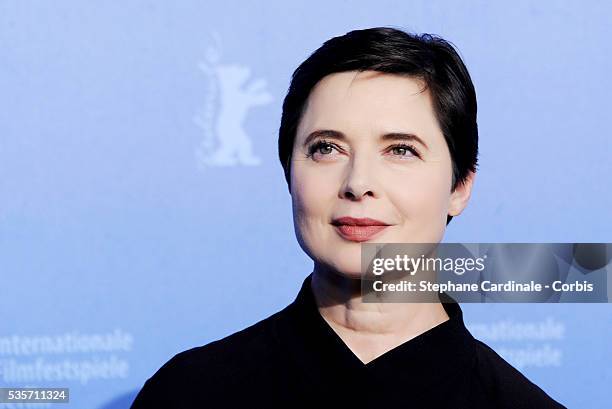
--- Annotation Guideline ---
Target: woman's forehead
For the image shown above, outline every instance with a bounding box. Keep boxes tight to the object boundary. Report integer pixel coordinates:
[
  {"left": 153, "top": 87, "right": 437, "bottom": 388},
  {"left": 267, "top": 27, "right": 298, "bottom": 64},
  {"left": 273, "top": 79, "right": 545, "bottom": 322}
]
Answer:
[{"left": 296, "top": 71, "right": 442, "bottom": 144}]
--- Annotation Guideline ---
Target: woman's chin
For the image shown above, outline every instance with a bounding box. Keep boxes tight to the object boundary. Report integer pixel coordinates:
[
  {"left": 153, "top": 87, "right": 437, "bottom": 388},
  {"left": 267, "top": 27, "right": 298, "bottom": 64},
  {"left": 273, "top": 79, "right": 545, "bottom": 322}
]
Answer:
[{"left": 328, "top": 263, "right": 364, "bottom": 280}]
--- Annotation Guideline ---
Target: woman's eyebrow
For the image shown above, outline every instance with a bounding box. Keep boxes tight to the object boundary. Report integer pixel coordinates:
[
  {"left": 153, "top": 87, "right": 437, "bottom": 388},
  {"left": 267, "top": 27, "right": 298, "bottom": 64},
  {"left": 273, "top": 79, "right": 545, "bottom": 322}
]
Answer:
[
  {"left": 302, "top": 129, "right": 429, "bottom": 150},
  {"left": 381, "top": 132, "right": 429, "bottom": 150}
]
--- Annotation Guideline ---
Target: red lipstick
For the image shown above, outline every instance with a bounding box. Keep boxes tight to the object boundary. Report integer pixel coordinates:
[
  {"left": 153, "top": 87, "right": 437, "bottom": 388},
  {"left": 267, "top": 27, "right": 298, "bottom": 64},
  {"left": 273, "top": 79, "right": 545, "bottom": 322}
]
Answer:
[{"left": 331, "top": 217, "right": 391, "bottom": 242}]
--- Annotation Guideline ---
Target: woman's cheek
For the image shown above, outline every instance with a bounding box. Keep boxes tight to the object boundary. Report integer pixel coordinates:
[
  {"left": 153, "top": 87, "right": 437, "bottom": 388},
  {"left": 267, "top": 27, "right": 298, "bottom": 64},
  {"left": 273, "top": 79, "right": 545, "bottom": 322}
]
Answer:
[
  {"left": 292, "top": 169, "right": 332, "bottom": 247},
  {"left": 390, "top": 171, "right": 450, "bottom": 237},
  {"left": 294, "top": 171, "right": 329, "bottom": 218}
]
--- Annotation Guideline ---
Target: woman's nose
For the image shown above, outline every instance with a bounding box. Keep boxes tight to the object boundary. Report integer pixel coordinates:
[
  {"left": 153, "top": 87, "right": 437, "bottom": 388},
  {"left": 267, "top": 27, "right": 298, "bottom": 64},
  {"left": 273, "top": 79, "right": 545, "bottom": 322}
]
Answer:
[{"left": 340, "top": 155, "right": 379, "bottom": 200}]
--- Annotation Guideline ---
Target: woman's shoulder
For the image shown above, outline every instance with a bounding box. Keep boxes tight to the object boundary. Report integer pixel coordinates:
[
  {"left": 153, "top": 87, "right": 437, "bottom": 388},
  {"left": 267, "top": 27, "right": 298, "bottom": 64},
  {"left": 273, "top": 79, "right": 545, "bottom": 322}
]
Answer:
[
  {"left": 470, "top": 338, "right": 567, "bottom": 408},
  {"left": 130, "top": 307, "right": 290, "bottom": 408},
  {"left": 163, "top": 306, "right": 288, "bottom": 371}
]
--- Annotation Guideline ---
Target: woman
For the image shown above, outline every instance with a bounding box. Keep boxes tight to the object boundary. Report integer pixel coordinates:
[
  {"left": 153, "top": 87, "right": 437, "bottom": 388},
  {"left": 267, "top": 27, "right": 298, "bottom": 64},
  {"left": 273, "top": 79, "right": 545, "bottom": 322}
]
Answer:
[{"left": 131, "top": 27, "right": 566, "bottom": 408}]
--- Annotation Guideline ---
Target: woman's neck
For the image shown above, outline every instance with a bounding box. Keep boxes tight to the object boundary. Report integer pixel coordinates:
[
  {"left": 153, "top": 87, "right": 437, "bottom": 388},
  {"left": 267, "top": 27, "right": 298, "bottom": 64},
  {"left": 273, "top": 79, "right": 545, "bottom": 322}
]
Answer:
[{"left": 310, "top": 268, "right": 449, "bottom": 364}]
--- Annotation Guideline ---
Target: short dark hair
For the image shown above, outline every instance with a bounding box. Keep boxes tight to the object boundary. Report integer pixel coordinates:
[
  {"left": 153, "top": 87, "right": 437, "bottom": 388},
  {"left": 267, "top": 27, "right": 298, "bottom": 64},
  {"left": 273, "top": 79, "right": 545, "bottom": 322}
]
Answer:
[{"left": 278, "top": 26, "right": 478, "bottom": 225}]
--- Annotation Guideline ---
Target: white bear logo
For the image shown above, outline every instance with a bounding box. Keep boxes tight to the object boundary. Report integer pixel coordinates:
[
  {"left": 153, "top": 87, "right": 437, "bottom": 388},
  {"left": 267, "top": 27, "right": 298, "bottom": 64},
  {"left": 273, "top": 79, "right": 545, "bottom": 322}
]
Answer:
[{"left": 194, "top": 36, "right": 273, "bottom": 168}]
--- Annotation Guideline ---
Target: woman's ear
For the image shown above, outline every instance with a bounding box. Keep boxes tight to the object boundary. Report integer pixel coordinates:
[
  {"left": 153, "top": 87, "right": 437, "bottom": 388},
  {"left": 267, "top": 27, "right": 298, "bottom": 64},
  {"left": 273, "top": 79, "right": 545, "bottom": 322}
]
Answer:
[{"left": 448, "top": 170, "right": 476, "bottom": 217}]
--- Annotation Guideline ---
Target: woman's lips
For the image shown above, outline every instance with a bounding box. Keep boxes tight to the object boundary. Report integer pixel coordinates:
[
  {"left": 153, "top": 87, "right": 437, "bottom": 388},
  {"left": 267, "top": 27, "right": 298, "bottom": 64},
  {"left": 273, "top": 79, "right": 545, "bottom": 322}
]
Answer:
[{"left": 333, "top": 224, "right": 389, "bottom": 242}]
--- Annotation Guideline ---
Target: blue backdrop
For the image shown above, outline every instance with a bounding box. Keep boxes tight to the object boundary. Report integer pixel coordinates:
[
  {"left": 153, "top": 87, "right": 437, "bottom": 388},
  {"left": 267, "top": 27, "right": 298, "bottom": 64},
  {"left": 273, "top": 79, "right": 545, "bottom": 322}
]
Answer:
[{"left": 1, "top": 1, "right": 610, "bottom": 408}]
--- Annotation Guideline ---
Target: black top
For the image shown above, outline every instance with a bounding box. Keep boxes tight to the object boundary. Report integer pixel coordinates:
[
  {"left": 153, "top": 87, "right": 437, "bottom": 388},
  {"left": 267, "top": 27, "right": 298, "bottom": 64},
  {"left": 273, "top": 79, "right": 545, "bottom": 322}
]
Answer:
[{"left": 131, "top": 274, "right": 566, "bottom": 408}]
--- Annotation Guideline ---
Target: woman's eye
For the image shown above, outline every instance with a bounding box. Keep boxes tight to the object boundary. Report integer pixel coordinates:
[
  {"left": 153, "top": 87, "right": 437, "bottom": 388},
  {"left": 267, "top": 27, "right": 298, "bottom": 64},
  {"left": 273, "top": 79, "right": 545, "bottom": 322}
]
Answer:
[
  {"left": 316, "top": 143, "right": 334, "bottom": 155},
  {"left": 392, "top": 146, "right": 411, "bottom": 156},
  {"left": 307, "top": 141, "right": 337, "bottom": 158},
  {"left": 389, "top": 144, "right": 419, "bottom": 159}
]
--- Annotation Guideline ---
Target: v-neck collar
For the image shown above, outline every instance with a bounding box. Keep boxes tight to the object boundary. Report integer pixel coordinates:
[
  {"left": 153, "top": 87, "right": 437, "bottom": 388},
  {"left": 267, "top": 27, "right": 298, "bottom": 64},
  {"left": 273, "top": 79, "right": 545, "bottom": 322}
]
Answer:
[{"left": 274, "top": 273, "right": 477, "bottom": 391}]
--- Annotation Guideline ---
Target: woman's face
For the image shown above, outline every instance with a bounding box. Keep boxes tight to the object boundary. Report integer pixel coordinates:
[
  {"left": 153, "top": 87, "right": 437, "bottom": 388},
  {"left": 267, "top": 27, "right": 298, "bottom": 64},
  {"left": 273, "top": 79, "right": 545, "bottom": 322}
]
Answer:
[{"left": 290, "top": 70, "right": 474, "bottom": 278}]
